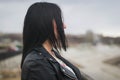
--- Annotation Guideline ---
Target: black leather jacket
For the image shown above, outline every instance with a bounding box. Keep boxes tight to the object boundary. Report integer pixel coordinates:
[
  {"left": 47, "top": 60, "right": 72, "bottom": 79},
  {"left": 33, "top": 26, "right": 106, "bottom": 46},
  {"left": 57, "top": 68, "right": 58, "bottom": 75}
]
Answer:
[{"left": 21, "top": 46, "right": 82, "bottom": 80}]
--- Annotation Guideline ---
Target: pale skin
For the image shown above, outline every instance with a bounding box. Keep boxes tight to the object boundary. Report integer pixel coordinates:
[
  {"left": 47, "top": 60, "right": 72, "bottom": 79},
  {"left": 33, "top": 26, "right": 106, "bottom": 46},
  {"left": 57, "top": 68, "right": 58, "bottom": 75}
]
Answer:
[{"left": 42, "top": 19, "right": 66, "bottom": 57}]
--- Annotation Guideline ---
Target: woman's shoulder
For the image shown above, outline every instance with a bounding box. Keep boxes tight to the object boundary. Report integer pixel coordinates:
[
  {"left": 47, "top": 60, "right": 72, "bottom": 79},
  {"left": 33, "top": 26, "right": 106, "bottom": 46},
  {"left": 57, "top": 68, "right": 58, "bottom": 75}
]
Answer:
[
  {"left": 22, "top": 50, "right": 45, "bottom": 69},
  {"left": 26, "top": 50, "right": 44, "bottom": 60}
]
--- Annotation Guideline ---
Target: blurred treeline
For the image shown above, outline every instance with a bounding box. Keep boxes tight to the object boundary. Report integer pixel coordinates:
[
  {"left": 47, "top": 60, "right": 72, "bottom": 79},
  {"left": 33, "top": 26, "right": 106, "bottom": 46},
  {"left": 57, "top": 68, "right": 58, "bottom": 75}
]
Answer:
[{"left": 0, "top": 30, "right": 120, "bottom": 50}]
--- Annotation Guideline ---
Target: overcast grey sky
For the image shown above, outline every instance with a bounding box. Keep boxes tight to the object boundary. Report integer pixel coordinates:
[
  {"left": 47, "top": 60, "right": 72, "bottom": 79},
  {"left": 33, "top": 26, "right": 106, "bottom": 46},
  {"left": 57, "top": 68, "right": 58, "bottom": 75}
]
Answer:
[{"left": 0, "top": 0, "right": 120, "bottom": 37}]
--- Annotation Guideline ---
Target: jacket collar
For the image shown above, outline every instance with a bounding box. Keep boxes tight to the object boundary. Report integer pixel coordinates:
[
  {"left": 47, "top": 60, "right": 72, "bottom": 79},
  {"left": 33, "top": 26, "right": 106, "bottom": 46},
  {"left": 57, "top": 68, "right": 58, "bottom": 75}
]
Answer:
[{"left": 33, "top": 46, "right": 58, "bottom": 63}]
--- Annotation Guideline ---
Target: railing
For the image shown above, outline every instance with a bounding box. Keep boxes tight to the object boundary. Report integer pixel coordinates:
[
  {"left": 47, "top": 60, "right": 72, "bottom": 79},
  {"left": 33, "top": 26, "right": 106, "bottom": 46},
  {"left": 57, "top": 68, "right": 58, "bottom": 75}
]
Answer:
[{"left": 0, "top": 50, "right": 22, "bottom": 61}]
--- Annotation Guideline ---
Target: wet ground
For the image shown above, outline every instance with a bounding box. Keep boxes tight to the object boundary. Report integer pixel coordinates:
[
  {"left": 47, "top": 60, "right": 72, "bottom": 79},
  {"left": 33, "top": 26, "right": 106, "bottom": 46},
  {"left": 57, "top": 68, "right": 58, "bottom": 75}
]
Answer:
[{"left": 62, "top": 43, "right": 120, "bottom": 80}]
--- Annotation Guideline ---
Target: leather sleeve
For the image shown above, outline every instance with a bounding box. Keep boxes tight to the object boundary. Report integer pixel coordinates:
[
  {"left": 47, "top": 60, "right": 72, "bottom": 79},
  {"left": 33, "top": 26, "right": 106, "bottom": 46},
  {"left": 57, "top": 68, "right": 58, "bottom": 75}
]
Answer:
[{"left": 21, "top": 59, "right": 57, "bottom": 80}]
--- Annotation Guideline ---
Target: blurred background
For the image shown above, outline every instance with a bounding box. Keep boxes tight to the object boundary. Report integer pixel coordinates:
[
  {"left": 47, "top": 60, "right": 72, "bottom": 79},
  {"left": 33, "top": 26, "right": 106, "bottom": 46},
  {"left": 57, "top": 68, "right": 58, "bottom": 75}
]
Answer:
[{"left": 0, "top": 0, "right": 120, "bottom": 80}]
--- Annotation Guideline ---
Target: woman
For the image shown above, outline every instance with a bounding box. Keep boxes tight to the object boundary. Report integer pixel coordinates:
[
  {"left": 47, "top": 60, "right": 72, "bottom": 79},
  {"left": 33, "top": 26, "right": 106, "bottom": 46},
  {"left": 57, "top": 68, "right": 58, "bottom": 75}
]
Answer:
[{"left": 21, "top": 2, "right": 82, "bottom": 80}]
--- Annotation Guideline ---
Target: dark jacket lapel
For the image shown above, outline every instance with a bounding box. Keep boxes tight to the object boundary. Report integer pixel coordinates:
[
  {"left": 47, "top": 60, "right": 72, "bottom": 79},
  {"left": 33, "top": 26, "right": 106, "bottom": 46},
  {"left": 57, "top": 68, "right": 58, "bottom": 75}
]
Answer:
[{"left": 53, "top": 50, "right": 82, "bottom": 80}]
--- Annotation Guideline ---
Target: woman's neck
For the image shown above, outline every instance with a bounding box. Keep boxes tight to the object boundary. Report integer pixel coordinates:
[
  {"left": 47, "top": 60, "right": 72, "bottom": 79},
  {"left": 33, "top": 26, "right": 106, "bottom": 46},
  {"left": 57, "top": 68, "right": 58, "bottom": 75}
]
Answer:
[{"left": 42, "top": 40, "right": 55, "bottom": 56}]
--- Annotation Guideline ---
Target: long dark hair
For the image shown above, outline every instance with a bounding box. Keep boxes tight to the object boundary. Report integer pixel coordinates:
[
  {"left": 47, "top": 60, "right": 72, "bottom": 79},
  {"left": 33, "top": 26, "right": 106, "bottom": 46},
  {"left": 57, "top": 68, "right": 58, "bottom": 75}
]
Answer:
[{"left": 21, "top": 2, "right": 68, "bottom": 68}]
